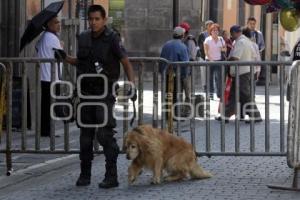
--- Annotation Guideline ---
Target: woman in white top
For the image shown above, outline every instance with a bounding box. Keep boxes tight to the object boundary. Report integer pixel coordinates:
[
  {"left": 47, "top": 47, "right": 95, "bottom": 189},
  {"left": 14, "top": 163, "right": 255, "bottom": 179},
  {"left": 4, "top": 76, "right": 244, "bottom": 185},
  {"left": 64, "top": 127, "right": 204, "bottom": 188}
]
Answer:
[
  {"left": 35, "top": 16, "right": 63, "bottom": 137},
  {"left": 204, "top": 23, "right": 226, "bottom": 99}
]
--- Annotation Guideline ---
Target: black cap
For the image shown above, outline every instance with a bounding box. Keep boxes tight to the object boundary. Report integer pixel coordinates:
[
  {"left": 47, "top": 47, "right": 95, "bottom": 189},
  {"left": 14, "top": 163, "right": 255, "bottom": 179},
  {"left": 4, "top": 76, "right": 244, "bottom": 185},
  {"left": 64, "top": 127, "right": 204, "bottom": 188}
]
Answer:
[{"left": 230, "top": 25, "right": 242, "bottom": 33}]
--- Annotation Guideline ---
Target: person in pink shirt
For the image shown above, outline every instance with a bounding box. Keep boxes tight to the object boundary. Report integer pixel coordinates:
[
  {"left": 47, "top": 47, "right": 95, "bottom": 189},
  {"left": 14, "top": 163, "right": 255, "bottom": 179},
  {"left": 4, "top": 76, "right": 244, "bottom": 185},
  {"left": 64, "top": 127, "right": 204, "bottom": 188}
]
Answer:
[{"left": 204, "top": 23, "right": 226, "bottom": 99}]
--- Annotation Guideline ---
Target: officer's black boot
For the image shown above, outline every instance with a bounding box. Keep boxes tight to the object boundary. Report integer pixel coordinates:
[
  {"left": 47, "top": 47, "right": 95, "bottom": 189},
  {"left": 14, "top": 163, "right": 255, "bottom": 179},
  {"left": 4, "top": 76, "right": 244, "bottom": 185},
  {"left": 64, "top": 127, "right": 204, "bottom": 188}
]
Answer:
[
  {"left": 98, "top": 162, "right": 119, "bottom": 188},
  {"left": 76, "top": 161, "right": 91, "bottom": 186},
  {"left": 97, "top": 128, "right": 119, "bottom": 189}
]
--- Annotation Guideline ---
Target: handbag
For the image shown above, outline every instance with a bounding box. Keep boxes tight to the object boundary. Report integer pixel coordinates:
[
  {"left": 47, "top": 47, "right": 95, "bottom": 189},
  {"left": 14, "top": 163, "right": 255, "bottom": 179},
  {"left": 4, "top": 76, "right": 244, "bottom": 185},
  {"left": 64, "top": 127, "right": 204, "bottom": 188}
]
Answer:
[
  {"left": 218, "top": 76, "right": 232, "bottom": 113},
  {"left": 220, "top": 37, "right": 227, "bottom": 61}
]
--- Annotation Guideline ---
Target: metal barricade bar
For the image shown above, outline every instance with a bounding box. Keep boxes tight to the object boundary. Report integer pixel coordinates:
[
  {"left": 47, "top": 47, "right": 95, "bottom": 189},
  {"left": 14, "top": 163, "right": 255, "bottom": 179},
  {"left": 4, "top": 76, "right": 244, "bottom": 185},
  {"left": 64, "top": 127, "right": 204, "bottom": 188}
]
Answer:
[
  {"left": 138, "top": 61, "right": 144, "bottom": 126},
  {"left": 205, "top": 64, "right": 211, "bottom": 153},
  {"left": 176, "top": 64, "right": 181, "bottom": 135},
  {"left": 190, "top": 64, "right": 196, "bottom": 148},
  {"left": 64, "top": 123, "right": 70, "bottom": 152},
  {"left": 123, "top": 70, "right": 129, "bottom": 134},
  {"left": 161, "top": 64, "right": 167, "bottom": 129},
  {"left": 265, "top": 64, "right": 270, "bottom": 152},
  {"left": 6, "top": 62, "right": 13, "bottom": 175},
  {"left": 152, "top": 62, "right": 159, "bottom": 128},
  {"left": 279, "top": 64, "right": 285, "bottom": 153},
  {"left": 220, "top": 64, "right": 225, "bottom": 152},
  {"left": 21, "top": 62, "right": 27, "bottom": 151},
  {"left": 50, "top": 60, "right": 56, "bottom": 151},
  {"left": 35, "top": 62, "right": 41, "bottom": 151},
  {"left": 287, "top": 60, "right": 300, "bottom": 169},
  {"left": 250, "top": 64, "right": 255, "bottom": 152},
  {"left": 0, "top": 62, "right": 6, "bottom": 143},
  {"left": 167, "top": 65, "right": 174, "bottom": 133},
  {"left": 234, "top": 64, "right": 240, "bottom": 153}
]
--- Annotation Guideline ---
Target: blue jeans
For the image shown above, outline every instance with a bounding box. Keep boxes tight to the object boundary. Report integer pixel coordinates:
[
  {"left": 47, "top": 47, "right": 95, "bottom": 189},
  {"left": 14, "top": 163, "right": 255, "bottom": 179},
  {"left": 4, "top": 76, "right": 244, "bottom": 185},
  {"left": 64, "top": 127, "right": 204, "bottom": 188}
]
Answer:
[{"left": 209, "top": 64, "right": 221, "bottom": 98}]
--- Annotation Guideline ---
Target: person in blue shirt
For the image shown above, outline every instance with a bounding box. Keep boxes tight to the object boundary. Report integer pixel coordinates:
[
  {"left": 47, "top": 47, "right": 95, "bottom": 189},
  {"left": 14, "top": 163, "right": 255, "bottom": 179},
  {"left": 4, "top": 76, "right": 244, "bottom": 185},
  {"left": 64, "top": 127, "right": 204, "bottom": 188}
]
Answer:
[
  {"left": 160, "top": 27, "right": 189, "bottom": 68},
  {"left": 247, "top": 16, "right": 266, "bottom": 85},
  {"left": 160, "top": 26, "right": 189, "bottom": 120},
  {"left": 247, "top": 17, "right": 265, "bottom": 53}
]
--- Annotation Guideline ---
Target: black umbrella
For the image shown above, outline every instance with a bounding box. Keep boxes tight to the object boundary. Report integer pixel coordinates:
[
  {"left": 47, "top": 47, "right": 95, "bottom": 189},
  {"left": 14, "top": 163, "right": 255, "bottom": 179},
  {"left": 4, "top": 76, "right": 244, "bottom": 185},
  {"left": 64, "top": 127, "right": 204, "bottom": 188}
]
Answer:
[{"left": 20, "top": 1, "right": 64, "bottom": 52}]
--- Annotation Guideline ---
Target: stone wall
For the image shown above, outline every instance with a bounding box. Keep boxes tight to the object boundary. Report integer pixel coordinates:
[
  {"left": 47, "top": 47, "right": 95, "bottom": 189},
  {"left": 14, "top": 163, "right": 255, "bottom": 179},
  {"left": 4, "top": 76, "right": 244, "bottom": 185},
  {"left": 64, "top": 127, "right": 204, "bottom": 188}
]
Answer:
[{"left": 124, "top": 0, "right": 203, "bottom": 57}]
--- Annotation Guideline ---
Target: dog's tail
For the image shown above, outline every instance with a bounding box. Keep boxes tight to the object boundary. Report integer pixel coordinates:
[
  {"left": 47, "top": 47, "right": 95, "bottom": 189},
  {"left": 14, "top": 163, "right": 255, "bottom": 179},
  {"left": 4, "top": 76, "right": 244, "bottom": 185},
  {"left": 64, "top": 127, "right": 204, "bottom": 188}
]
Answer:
[{"left": 189, "top": 163, "right": 212, "bottom": 179}]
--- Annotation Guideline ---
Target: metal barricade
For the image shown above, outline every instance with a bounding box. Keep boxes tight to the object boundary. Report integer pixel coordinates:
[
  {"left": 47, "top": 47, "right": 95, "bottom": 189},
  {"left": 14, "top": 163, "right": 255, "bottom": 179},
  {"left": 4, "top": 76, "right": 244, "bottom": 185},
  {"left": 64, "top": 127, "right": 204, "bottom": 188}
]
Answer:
[
  {"left": 0, "top": 57, "right": 169, "bottom": 176},
  {"left": 187, "top": 60, "right": 290, "bottom": 156},
  {"left": 268, "top": 60, "right": 300, "bottom": 191},
  {"left": 127, "top": 58, "right": 292, "bottom": 157},
  {"left": 0, "top": 58, "right": 74, "bottom": 176},
  {"left": 287, "top": 60, "right": 300, "bottom": 170},
  {"left": 0, "top": 57, "right": 294, "bottom": 177}
]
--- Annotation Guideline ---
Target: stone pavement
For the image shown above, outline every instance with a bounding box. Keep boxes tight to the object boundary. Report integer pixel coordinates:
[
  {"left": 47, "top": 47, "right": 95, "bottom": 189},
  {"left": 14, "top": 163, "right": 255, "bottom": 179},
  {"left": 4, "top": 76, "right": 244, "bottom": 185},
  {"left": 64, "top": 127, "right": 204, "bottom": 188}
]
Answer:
[{"left": 0, "top": 153, "right": 299, "bottom": 200}]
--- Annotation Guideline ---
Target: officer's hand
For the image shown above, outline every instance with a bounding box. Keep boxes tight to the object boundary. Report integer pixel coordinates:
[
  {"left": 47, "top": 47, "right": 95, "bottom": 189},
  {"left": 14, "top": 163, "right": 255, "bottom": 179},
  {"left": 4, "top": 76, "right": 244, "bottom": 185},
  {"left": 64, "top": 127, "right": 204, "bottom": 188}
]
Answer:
[
  {"left": 53, "top": 48, "right": 67, "bottom": 60},
  {"left": 128, "top": 85, "right": 137, "bottom": 102}
]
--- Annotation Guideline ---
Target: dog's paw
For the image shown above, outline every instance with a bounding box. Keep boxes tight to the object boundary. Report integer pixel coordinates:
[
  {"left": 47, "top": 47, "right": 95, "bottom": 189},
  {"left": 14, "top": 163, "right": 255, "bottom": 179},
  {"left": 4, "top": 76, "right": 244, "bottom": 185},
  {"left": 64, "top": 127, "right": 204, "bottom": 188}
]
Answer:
[
  {"left": 164, "top": 176, "right": 174, "bottom": 182},
  {"left": 128, "top": 175, "right": 136, "bottom": 184},
  {"left": 151, "top": 177, "right": 161, "bottom": 185}
]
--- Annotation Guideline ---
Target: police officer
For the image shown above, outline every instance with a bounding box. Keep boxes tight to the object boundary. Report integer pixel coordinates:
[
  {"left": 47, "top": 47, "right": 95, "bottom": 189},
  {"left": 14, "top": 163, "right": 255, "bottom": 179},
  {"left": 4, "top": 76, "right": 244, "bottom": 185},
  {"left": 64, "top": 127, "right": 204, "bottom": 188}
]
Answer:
[{"left": 55, "top": 5, "right": 136, "bottom": 188}]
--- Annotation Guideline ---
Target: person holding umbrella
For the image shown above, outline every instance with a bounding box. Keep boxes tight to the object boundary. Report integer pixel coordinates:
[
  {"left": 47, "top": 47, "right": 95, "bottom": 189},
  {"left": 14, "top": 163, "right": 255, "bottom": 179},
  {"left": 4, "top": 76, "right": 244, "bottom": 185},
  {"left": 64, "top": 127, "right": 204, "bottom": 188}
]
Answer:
[
  {"left": 20, "top": 1, "right": 65, "bottom": 137},
  {"left": 20, "top": 1, "right": 64, "bottom": 51},
  {"left": 35, "top": 16, "right": 63, "bottom": 137},
  {"left": 55, "top": 5, "right": 136, "bottom": 188}
]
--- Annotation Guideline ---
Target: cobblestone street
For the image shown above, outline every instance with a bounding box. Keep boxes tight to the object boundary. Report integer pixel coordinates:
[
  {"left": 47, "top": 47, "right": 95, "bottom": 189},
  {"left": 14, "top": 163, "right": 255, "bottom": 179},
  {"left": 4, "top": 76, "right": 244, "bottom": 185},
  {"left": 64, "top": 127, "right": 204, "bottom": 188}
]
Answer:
[{"left": 0, "top": 154, "right": 299, "bottom": 200}]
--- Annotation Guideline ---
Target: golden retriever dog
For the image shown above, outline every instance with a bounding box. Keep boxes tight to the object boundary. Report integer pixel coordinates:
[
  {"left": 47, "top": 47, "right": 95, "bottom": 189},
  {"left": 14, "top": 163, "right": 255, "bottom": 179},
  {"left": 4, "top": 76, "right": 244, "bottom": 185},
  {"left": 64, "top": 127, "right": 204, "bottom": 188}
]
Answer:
[{"left": 123, "top": 125, "right": 212, "bottom": 184}]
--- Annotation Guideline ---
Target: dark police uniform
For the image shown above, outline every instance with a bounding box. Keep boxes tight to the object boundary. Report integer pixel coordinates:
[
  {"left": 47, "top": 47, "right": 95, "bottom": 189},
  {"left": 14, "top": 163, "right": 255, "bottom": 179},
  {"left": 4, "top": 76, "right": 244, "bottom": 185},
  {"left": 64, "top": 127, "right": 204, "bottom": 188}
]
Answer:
[{"left": 76, "top": 26, "right": 126, "bottom": 188}]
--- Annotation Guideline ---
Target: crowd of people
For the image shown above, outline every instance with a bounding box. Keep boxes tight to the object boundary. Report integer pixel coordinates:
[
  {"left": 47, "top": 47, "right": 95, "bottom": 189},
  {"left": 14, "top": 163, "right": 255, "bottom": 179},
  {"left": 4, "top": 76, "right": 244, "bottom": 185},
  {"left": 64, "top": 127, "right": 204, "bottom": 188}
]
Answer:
[{"left": 160, "top": 17, "right": 265, "bottom": 122}]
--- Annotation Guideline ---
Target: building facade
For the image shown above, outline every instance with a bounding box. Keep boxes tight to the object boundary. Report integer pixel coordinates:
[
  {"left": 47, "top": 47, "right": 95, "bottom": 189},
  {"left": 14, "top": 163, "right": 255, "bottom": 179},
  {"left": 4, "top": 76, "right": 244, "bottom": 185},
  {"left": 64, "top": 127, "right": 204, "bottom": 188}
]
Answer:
[{"left": 0, "top": 0, "right": 298, "bottom": 61}]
